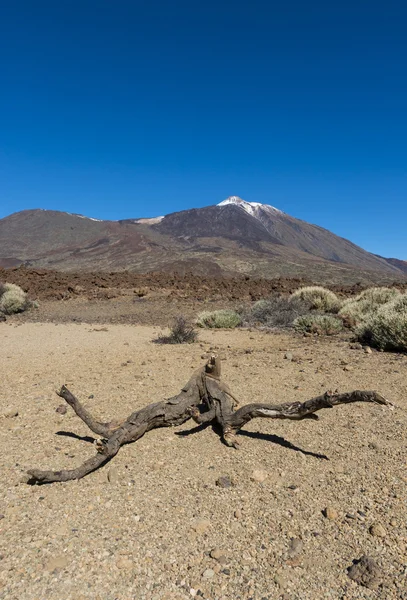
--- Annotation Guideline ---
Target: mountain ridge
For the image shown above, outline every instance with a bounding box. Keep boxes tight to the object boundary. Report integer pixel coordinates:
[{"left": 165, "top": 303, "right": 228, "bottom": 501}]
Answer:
[{"left": 0, "top": 197, "right": 405, "bottom": 284}]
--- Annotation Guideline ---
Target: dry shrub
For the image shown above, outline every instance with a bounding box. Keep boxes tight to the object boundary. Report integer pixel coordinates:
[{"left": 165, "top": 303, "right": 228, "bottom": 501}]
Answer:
[
  {"left": 242, "top": 295, "right": 311, "bottom": 328},
  {"left": 293, "top": 314, "right": 343, "bottom": 336},
  {"left": 291, "top": 286, "right": 342, "bottom": 313},
  {"left": 0, "top": 283, "right": 27, "bottom": 315},
  {"left": 356, "top": 293, "right": 407, "bottom": 352},
  {"left": 196, "top": 309, "right": 242, "bottom": 329},
  {"left": 339, "top": 287, "right": 401, "bottom": 324},
  {"left": 154, "top": 316, "right": 198, "bottom": 344}
]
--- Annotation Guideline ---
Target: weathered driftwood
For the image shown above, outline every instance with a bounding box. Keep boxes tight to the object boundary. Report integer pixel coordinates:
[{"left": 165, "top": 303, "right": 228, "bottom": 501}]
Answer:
[{"left": 27, "top": 356, "right": 393, "bottom": 484}]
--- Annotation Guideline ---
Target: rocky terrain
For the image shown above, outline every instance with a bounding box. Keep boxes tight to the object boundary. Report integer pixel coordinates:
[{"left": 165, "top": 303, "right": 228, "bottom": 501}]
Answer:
[
  {"left": 0, "top": 295, "right": 406, "bottom": 599},
  {"left": 1, "top": 197, "right": 406, "bottom": 283}
]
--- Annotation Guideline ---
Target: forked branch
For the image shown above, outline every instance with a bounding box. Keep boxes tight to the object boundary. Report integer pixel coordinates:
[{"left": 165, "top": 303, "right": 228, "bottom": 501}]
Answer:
[{"left": 26, "top": 357, "right": 394, "bottom": 484}]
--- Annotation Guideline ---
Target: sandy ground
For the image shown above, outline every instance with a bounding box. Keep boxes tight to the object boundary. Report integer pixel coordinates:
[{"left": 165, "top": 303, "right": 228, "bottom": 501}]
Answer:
[{"left": 0, "top": 319, "right": 406, "bottom": 600}]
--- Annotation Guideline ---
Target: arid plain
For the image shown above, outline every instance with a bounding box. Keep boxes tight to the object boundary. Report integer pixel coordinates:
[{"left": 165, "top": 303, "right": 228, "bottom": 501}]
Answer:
[{"left": 0, "top": 288, "right": 406, "bottom": 600}]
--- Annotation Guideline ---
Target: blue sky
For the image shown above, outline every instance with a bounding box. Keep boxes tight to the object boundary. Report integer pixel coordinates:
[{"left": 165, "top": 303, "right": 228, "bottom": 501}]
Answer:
[{"left": 0, "top": 0, "right": 406, "bottom": 258}]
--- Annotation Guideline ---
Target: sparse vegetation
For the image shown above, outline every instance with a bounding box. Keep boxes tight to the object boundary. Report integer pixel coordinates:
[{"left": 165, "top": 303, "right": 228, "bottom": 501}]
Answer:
[
  {"left": 154, "top": 316, "right": 198, "bottom": 344},
  {"left": 290, "top": 286, "right": 342, "bottom": 313},
  {"left": 196, "top": 309, "right": 242, "bottom": 329},
  {"left": 339, "top": 287, "right": 401, "bottom": 324},
  {"left": 356, "top": 293, "right": 407, "bottom": 352},
  {"left": 0, "top": 282, "right": 28, "bottom": 315},
  {"left": 241, "top": 295, "right": 311, "bottom": 328},
  {"left": 293, "top": 314, "right": 344, "bottom": 335}
]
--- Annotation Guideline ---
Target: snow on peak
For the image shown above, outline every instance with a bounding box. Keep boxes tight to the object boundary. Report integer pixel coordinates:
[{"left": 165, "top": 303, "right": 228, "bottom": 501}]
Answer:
[
  {"left": 133, "top": 216, "right": 164, "bottom": 224},
  {"left": 217, "top": 196, "right": 282, "bottom": 216}
]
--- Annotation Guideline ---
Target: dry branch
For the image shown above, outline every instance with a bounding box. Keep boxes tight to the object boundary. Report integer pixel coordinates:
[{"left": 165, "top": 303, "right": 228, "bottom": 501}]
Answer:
[{"left": 27, "top": 356, "right": 394, "bottom": 484}]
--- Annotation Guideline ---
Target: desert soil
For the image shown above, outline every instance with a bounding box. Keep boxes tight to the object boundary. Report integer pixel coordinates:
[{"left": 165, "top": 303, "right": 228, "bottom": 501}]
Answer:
[{"left": 0, "top": 304, "right": 406, "bottom": 600}]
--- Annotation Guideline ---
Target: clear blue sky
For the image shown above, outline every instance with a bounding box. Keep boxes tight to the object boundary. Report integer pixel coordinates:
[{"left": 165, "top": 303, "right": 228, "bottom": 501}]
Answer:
[{"left": 1, "top": 1, "right": 406, "bottom": 258}]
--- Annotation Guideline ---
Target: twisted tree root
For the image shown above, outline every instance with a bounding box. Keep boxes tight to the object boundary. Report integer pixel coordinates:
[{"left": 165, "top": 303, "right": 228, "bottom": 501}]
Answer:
[{"left": 27, "top": 356, "right": 394, "bottom": 484}]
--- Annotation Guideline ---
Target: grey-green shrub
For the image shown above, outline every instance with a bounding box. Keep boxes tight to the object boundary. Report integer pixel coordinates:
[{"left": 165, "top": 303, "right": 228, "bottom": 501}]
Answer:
[
  {"left": 290, "top": 286, "right": 341, "bottom": 313},
  {"left": 356, "top": 293, "right": 407, "bottom": 351},
  {"left": 0, "top": 283, "right": 27, "bottom": 315},
  {"left": 242, "top": 296, "right": 311, "bottom": 328},
  {"left": 339, "top": 287, "right": 401, "bottom": 323},
  {"left": 196, "top": 309, "right": 242, "bottom": 329},
  {"left": 293, "top": 314, "right": 343, "bottom": 336}
]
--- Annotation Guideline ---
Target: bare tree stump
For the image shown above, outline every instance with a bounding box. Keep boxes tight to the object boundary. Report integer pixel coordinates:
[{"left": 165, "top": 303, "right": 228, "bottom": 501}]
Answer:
[{"left": 27, "top": 356, "right": 394, "bottom": 484}]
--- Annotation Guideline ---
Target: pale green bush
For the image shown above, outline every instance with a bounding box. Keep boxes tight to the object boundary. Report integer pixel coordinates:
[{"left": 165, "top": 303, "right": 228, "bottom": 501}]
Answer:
[
  {"left": 196, "top": 309, "right": 242, "bottom": 329},
  {"left": 356, "top": 293, "right": 407, "bottom": 351},
  {"left": 290, "top": 286, "right": 341, "bottom": 313},
  {"left": 0, "top": 283, "right": 27, "bottom": 315},
  {"left": 293, "top": 314, "right": 343, "bottom": 336},
  {"left": 339, "top": 287, "right": 401, "bottom": 323}
]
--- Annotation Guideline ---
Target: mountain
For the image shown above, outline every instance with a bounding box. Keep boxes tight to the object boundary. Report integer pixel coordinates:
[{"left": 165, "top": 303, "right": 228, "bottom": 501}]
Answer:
[{"left": 0, "top": 197, "right": 405, "bottom": 284}]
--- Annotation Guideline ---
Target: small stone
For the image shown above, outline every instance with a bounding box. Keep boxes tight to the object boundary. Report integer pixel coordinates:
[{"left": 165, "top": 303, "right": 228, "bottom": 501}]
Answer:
[
  {"left": 210, "top": 548, "right": 227, "bottom": 562},
  {"left": 107, "top": 467, "right": 120, "bottom": 484},
  {"left": 288, "top": 538, "right": 303, "bottom": 557},
  {"left": 349, "top": 342, "right": 363, "bottom": 350},
  {"left": 216, "top": 475, "right": 234, "bottom": 488},
  {"left": 116, "top": 557, "right": 133, "bottom": 569},
  {"left": 323, "top": 506, "right": 339, "bottom": 520},
  {"left": 363, "top": 346, "right": 372, "bottom": 354},
  {"left": 251, "top": 469, "right": 268, "bottom": 483},
  {"left": 347, "top": 555, "right": 382, "bottom": 590},
  {"left": 284, "top": 352, "right": 293, "bottom": 361},
  {"left": 390, "top": 518, "right": 397, "bottom": 527},
  {"left": 191, "top": 519, "right": 211, "bottom": 535},
  {"left": 234, "top": 508, "right": 242, "bottom": 519},
  {"left": 0, "top": 514, "right": 4, "bottom": 520},
  {"left": 274, "top": 573, "right": 287, "bottom": 588},
  {"left": 19, "top": 473, "right": 31, "bottom": 484},
  {"left": 56, "top": 404, "right": 67, "bottom": 415},
  {"left": 202, "top": 568, "right": 215, "bottom": 579},
  {"left": 343, "top": 365, "right": 353, "bottom": 372},
  {"left": 369, "top": 522, "right": 387, "bottom": 537},
  {"left": 3, "top": 409, "right": 18, "bottom": 418},
  {"left": 45, "top": 555, "right": 69, "bottom": 571}
]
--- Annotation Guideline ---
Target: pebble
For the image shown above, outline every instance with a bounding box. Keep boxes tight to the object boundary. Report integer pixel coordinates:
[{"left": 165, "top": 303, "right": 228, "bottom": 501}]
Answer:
[
  {"left": 363, "top": 346, "right": 372, "bottom": 354},
  {"left": 274, "top": 573, "right": 287, "bottom": 588},
  {"left": 191, "top": 519, "right": 211, "bottom": 534},
  {"left": 55, "top": 404, "right": 67, "bottom": 415},
  {"left": 288, "top": 538, "right": 303, "bottom": 557},
  {"left": 284, "top": 352, "right": 293, "bottom": 361},
  {"left": 210, "top": 548, "right": 227, "bottom": 563},
  {"left": 45, "top": 555, "right": 69, "bottom": 571},
  {"left": 347, "top": 555, "right": 382, "bottom": 590},
  {"left": 202, "top": 568, "right": 215, "bottom": 579},
  {"left": 323, "top": 506, "right": 339, "bottom": 520},
  {"left": 216, "top": 475, "right": 234, "bottom": 488},
  {"left": 369, "top": 522, "right": 387, "bottom": 537},
  {"left": 3, "top": 409, "right": 18, "bottom": 418},
  {"left": 234, "top": 508, "right": 243, "bottom": 519},
  {"left": 251, "top": 469, "right": 268, "bottom": 483},
  {"left": 116, "top": 557, "right": 133, "bottom": 569},
  {"left": 349, "top": 342, "right": 363, "bottom": 350},
  {"left": 107, "top": 467, "right": 120, "bottom": 484}
]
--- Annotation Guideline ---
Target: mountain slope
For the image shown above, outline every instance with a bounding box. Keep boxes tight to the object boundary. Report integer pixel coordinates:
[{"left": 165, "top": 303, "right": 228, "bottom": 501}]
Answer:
[{"left": 0, "top": 198, "right": 404, "bottom": 284}]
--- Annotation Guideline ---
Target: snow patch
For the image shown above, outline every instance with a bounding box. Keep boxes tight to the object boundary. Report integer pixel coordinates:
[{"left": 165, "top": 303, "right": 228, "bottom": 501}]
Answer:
[
  {"left": 133, "top": 216, "right": 164, "bottom": 224},
  {"left": 217, "top": 196, "right": 283, "bottom": 216}
]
